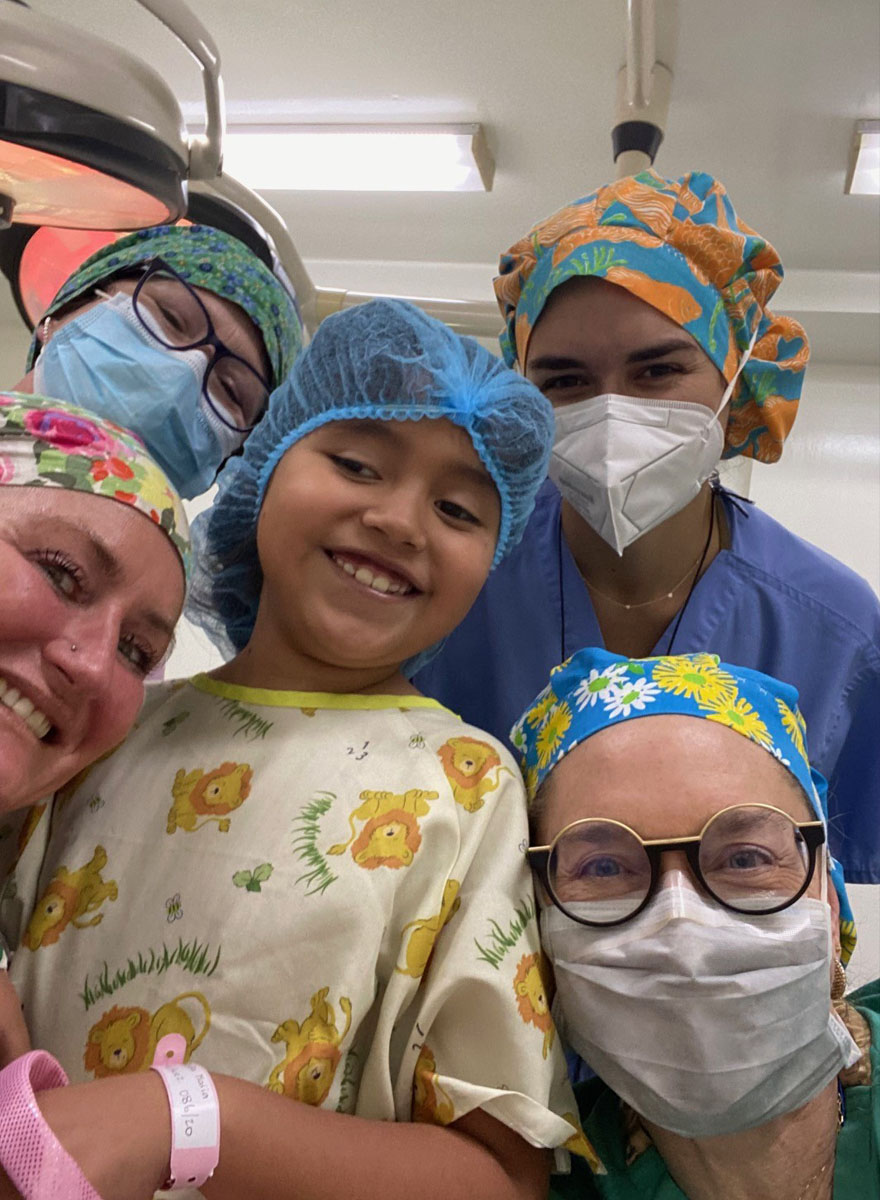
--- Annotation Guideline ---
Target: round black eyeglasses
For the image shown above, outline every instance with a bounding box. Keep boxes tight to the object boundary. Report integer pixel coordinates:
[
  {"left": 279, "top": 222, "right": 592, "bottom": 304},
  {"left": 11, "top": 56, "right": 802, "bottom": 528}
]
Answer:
[{"left": 527, "top": 804, "right": 826, "bottom": 927}]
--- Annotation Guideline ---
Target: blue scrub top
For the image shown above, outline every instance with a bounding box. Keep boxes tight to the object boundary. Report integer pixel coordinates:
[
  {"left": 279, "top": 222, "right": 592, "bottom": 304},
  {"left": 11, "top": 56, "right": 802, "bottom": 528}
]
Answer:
[{"left": 415, "top": 482, "right": 880, "bottom": 883}]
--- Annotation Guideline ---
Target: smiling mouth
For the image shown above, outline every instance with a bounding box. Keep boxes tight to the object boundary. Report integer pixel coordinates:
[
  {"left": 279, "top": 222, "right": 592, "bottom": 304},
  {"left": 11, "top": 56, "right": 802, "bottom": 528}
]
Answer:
[
  {"left": 0, "top": 677, "right": 54, "bottom": 740},
  {"left": 328, "top": 552, "right": 418, "bottom": 597}
]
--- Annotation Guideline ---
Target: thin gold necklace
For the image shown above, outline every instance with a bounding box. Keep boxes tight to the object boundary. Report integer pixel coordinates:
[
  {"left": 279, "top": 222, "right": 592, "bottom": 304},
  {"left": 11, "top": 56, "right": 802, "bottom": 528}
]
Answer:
[
  {"left": 581, "top": 542, "right": 709, "bottom": 611},
  {"left": 557, "top": 491, "right": 718, "bottom": 660}
]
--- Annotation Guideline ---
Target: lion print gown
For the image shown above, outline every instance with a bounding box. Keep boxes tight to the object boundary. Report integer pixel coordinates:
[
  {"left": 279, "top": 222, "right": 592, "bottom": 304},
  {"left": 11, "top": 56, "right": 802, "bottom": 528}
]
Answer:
[{"left": 5, "top": 673, "right": 590, "bottom": 1189}]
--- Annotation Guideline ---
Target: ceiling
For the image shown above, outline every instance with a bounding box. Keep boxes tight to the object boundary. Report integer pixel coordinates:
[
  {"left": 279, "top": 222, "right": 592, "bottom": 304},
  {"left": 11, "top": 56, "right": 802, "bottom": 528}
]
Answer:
[{"left": 2, "top": 0, "right": 879, "bottom": 364}]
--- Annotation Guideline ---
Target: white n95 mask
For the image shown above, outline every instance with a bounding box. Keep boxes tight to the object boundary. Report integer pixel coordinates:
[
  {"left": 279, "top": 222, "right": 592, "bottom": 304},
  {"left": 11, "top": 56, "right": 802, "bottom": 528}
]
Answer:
[
  {"left": 540, "top": 878, "right": 860, "bottom": 1138},
  {"left": 548, "top": 331, "right": 758, "bottom": 555}
]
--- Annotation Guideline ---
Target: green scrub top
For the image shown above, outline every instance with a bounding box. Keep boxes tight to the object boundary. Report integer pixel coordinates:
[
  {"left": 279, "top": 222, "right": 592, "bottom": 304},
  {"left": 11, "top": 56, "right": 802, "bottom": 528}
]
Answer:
[{"left": 551, "top": 981, "right": 880, "bottom": 1200}]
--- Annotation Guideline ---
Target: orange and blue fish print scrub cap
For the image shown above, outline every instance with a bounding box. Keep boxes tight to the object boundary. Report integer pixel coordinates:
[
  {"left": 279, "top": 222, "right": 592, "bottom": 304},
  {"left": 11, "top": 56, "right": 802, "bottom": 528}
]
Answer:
[{"left": 494, "top": 170, "right": 809, "bottom": 464}]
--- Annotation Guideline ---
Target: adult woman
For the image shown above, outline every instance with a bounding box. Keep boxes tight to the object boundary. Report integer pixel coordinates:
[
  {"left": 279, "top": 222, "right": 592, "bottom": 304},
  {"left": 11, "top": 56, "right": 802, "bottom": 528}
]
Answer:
[
  {"left": 514, "top": 647, "right": 877, "bottom": 1198},
  {"left": 415, "top": 170, "right": 880, "bottom": 884},
  {"left": 0, "top": 389, "right": 189, "bottom": 1086},
  {"left": 13, "top": 224, "right": 303, "bottom": 498}
]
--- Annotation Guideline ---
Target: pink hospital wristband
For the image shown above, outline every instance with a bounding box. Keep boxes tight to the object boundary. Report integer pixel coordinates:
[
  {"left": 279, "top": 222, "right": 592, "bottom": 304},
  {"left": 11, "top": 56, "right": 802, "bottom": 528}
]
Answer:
[
  {"left": 0, "top": 1050, "right": 102, "bottom": 1200},
  {"left": 150, "top": 1033, "right": 220, "bottom": 1191}
]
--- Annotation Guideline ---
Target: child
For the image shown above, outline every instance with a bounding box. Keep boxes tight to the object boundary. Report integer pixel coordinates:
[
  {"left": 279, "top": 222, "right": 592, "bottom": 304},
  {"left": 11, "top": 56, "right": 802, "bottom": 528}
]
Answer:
[{"left": 7, "top": 301, "right": 594, "bottom": 1199}]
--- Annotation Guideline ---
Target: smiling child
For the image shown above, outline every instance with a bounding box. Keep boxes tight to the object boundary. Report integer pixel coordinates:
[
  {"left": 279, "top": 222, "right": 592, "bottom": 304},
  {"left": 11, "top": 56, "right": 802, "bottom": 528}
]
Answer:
[{"left": 6, "top": 300, "right": 594, "bottom": 1200}]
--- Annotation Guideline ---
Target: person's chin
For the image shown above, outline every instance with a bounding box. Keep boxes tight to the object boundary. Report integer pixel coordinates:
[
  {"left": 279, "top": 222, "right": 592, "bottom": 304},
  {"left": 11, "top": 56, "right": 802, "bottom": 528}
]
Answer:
[{"left": 0, "top": 713, "right": 75, "bottom": 811}]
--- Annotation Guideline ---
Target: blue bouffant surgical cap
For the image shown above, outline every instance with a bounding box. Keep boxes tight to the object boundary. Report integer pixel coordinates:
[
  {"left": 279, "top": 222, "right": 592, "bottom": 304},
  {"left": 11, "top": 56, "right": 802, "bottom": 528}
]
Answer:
[{"left": 188, "top": 298, "right": 553, "bottom": 661}]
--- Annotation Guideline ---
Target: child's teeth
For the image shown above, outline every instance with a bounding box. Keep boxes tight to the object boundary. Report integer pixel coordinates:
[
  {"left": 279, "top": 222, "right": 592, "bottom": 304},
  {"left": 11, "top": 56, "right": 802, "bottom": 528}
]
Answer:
[
  {"left": 4, "top": 687, "right": 20, "bottom": 707},
  {"left": 334, "top": 555, "right": 411, "bottom": 595},
  {"left": 12, "top": 696, "right": 34, "bottom": 720}
]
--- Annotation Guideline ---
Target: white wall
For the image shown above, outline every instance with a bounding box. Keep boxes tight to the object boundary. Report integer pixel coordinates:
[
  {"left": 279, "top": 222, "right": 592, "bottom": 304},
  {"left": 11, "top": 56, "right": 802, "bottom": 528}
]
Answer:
[{"left": 749, "top": 364, "right": 880, "bottom": 989}]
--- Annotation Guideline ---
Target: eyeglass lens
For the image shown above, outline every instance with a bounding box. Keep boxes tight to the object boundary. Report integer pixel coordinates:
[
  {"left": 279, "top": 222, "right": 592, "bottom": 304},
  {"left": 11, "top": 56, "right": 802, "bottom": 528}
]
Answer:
[
  {"left": 133, "top": 270, "right": 268, "bottom": 430},
  {"left": 548, "top": 806, "right": 812, "bottom": 924}
]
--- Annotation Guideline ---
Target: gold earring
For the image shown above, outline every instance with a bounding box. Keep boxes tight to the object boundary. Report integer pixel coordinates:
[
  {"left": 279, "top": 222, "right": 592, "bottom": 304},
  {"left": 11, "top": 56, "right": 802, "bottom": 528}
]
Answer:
[{"left": 831, "top": 958, "right": 847, "bottom": 1002}]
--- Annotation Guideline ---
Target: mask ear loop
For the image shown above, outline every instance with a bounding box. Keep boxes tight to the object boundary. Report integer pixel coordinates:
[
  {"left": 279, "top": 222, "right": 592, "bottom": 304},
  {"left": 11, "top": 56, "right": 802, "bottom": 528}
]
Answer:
[
  {"left": 711, "top": 321, "right": 762, "bottom": 427},
  {"left": 819, "top": 840, "right": 829, "bottom": 905}
]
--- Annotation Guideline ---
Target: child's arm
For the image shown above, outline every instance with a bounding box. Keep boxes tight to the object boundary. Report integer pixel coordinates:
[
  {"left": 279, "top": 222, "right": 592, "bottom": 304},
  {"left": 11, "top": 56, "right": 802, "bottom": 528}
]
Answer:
[
  {"left": 0, "top": 966, "right": 30, "bottom": 1067},
  {"left": 37, "top": 1072, "right": 549, "bottom": 1200}
]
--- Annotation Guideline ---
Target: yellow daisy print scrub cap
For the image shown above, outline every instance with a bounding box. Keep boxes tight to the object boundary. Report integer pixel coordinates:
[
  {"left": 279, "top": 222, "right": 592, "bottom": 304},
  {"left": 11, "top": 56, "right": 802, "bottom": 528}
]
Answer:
[{"left": 511, "top": 647, "right": 855, "bottom": 962}]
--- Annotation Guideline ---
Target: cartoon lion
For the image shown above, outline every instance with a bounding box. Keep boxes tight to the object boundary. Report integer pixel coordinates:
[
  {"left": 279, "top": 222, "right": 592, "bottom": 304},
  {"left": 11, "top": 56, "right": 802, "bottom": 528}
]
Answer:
[
  {"left": 167, "top": 761, "right": 253, "bottom": 834},
  {"left": 84, "top": 991, "right": 211, "bottom": 1077},
  {"left": 327, "top": 788, "right": 437, "bottom": 869},
  {"left": 267, "top": 988, "right": 353, "bottom": 1106},
  {"left": 412, "top": 1044, "right": 455, "bottom": 1125},
  {"left": 437, "top": 738, "right": 507, "bottom": 812},
  {"left": 24, "top": 846, "right": 118, "bottom": 950},
  {"left": 513, "top": 951, "right": 554, "bottom": 1059},
  {"left": 396, "top": 880, "right": 461, "bottom": 978}
]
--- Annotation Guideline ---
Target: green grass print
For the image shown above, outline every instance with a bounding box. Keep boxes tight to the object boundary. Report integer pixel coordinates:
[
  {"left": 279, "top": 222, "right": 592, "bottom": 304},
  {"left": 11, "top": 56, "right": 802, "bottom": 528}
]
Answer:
[
  {"left": 291, "top": 793, "right": 339, "bottom": 896},
  {"left": 79, "top": 937, "right": 221, "bottom": 1010},
  {"left": 474, "top": 896, "right": 536, "bottom": 970}
]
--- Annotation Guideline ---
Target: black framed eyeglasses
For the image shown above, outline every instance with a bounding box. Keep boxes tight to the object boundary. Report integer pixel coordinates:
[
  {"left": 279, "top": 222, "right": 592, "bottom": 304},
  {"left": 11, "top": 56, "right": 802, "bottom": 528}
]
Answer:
[
  {"left": 527, "top": 804, "right": 826, "bottom": 927},
  {"left": 130, "top": 257, "right": 270, "bottom": 432}
]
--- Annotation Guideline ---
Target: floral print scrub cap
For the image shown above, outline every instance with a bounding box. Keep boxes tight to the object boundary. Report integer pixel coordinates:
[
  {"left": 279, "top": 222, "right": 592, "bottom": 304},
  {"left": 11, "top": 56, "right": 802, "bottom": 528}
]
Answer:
[
  {"left": 512, "top": 647, "right": 856, "bottom": 963},
  {"left": 26, "top": 224, "right": 303, "bottom": 387},
  {"left": 495, "top": 170, "right": 809, "bottom": 463},
  {"left": 0, "top": 392, "right": 190, "bottom": 580}
]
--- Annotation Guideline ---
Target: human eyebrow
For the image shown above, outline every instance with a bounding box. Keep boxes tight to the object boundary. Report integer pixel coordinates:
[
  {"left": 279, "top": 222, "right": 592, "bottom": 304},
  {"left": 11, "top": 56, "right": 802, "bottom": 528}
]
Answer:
[
  {"left": 140, "top": 608, "right": 177, "bottom": 642},
  {"left": 331, "top": 420, "right": 398, "bottom": 442},
  {"left": 559, "top": 822, "right": 634, "bottom": 847},
  {"left": 526, "top": 354, "right": 589, "bottom": 372},
  {"left": 29, "top": 516, "right": 123, "bottom": 583},
  {"left": 625, "top": 339, "right": 702, "bottom": 364},
  {"left": 445, "top": 462, "right": 498, "bottom": 496}
]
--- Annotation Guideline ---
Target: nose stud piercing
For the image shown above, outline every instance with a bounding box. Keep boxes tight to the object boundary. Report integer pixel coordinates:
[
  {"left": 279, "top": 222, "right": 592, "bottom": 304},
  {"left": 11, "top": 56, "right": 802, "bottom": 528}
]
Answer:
[{"left": 70, "top": 643, "right": 77, "bottom": 652}]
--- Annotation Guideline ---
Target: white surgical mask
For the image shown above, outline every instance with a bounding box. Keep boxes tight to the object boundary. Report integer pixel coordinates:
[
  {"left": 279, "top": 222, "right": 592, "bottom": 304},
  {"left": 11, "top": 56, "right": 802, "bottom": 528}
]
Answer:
[
  {"left": 548, "top": 331, "right": 758, "bottom": 555},
  {"left": 541, "top": 874, "right": 860, "bottom": 1138}
]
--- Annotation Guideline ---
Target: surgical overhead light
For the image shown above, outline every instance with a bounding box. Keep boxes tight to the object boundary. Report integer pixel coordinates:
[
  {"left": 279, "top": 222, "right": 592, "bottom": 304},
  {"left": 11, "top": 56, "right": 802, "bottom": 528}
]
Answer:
[
  {"left": 0, "top": 0, "right": 223, "bottom": 230},
  {"left": 845, "top": 120, "right": 880, "bottom": 196},
  {"left": 221, "top": 125, "right": 495, "bottom": 193},
  {"left": 0, "top": 187, "right": 279, "bottom": 329}
]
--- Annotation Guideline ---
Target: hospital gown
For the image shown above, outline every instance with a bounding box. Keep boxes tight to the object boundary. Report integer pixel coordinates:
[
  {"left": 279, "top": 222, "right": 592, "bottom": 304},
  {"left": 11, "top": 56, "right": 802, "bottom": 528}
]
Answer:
[
  {"left": 8, "top": 674, "right": 583, "bottom": 1185},
  {"left": 416, "top": 482, "right": 880, "bottom": 883}
]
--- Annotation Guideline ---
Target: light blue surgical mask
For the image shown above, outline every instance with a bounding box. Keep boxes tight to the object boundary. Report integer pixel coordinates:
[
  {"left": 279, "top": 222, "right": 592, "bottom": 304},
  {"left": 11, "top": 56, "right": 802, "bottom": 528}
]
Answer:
[{"left": 33, "top": 293, "right": 244, "bottom": 498}]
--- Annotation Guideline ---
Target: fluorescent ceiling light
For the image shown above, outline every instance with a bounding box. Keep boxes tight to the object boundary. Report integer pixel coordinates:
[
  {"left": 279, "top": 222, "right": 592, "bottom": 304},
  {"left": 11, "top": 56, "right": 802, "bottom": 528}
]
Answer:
[
  {"left": 221, "top": 124, "right": 494, "bottom": 192},
  {"left": 845, "top": 120, "right": 880, "bottom": 196}
]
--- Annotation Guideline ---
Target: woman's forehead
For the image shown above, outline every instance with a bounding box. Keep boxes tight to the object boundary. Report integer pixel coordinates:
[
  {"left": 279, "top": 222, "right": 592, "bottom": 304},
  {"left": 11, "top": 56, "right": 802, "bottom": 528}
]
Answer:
[
  {"left": 540, "top": 714, "right": 810, "bottom": 839},
  {"left": 527, "top": 276, "right": 706, "bottom": 362}
]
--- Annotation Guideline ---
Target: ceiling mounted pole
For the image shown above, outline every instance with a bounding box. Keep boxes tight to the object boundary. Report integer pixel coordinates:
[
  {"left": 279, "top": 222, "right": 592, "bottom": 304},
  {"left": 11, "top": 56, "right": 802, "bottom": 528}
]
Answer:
[
  {"left": 133, "top": 0, "right": 225, "bottom": 181},
  {"left": 613, "top": 0, "right": 677, "bottom": 177}
]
